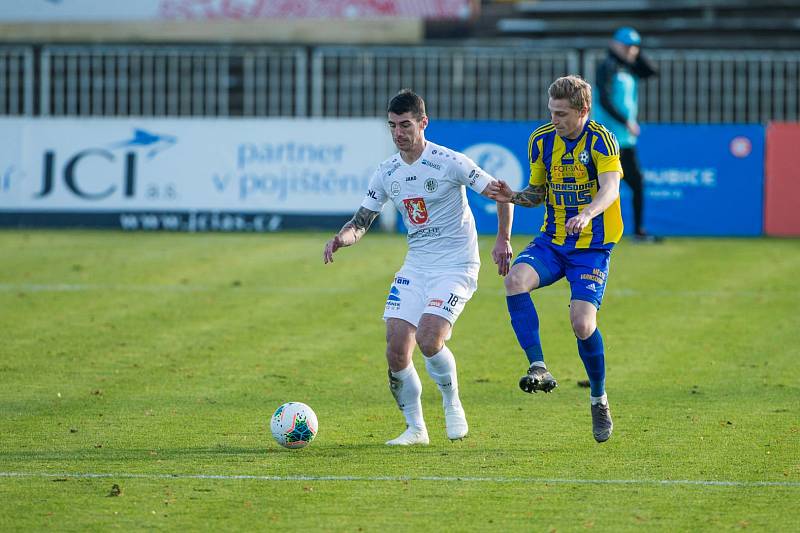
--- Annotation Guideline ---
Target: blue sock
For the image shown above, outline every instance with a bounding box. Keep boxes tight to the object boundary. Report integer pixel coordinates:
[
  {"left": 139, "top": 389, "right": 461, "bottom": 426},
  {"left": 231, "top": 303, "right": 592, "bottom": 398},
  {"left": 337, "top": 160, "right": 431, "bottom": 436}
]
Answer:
[
  {"left": 506, "top": 293, "right": 544, "bottom": 365},
  {"left": 577, "top": 328, "right": 605, "bottom": 397}
]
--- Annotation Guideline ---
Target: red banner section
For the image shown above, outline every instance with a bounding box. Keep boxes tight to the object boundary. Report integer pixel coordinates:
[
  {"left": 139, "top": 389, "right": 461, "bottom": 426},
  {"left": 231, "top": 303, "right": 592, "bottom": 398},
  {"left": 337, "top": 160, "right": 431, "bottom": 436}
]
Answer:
[
  {"left": 765, "top": 123, "right": 800, "bottom": 236},
  {"left": 159, "top": 0, "right": 476, "bottom": 20}
]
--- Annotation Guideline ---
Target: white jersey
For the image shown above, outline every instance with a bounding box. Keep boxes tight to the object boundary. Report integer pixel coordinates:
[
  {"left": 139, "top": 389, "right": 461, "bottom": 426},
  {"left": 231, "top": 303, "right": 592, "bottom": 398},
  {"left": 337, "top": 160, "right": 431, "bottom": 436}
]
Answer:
[{"left": 361, "top": 141, "right": 493, "bottom": 274}]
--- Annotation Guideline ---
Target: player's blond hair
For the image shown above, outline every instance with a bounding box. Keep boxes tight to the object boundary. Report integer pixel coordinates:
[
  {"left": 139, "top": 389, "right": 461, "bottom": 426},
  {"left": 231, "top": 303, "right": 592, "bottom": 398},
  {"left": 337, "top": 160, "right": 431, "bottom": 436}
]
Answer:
[{"left": 548, "top": 76, "right": 592, "bottom": 111}]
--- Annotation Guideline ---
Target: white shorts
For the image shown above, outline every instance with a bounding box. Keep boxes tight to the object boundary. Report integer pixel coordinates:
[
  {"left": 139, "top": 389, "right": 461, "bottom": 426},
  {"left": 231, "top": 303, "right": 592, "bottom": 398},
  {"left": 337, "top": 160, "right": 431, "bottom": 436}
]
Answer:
[{"left": 382, "top": 266, "right": 478, "bottom": 328}]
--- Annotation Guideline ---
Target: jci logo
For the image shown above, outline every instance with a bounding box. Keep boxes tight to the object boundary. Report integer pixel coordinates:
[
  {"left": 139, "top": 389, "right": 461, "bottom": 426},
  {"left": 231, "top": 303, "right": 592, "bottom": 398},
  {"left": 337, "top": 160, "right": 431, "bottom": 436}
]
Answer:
[
  {"left": 36, "top": 149, "right": 136, "bottom": 200},
  {"left": 35, "top": 128, "right": 176, "bottom": 200}
]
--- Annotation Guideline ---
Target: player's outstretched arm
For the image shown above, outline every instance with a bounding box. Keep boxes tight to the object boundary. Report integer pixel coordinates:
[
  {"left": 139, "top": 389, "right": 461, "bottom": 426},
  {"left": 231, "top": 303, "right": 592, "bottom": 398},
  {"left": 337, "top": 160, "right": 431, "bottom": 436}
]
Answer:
[
  {"left": 487, "top": 181, "right": 547, "bottom": 208},
  {"left": 323, "top": 206, "right": 380, "bottom": 264}
]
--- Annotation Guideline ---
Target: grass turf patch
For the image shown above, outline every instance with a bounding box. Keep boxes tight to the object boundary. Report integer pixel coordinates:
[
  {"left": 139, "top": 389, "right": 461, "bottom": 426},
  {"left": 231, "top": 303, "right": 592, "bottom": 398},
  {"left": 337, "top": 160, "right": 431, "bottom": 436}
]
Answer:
[{"left": 1, "top": 231, "right": 798, "bottom": 530}]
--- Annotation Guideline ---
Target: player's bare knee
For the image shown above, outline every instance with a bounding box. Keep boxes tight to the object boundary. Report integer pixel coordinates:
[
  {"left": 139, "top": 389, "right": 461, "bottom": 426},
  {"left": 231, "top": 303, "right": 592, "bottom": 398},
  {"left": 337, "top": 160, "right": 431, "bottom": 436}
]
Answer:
[
  {"left": 569, "top": 300, "right": 597, "bottom": 339},
  {"left": 571, "top": 318, "right": 595, "bottom": 340},
  {"left": 504, "top": 267, "right": 531, "bottom": 295},
  {"left": 416, "top": 314, "right": 450, "bottom": 357},
  {"left": 415, "top": 333, "right": 443, "bottom": 358}
]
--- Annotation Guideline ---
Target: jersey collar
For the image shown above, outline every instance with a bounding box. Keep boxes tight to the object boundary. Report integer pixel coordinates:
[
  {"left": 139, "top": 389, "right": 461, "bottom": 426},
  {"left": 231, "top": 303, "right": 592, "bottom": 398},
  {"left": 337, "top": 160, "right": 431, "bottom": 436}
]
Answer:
[
  {"left": 561, "top": 120, "right": 589, "bottom": 153},
  {"left": 399, "top": 141, "right": 430, "bottom": 166}
]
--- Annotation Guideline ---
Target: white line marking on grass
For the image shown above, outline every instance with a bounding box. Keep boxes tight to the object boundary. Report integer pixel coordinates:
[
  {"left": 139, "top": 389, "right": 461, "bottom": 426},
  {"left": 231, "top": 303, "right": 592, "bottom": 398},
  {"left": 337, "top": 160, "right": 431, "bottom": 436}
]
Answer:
[{"left": 1, "top": 472, "right": 798, "bottom": 488}]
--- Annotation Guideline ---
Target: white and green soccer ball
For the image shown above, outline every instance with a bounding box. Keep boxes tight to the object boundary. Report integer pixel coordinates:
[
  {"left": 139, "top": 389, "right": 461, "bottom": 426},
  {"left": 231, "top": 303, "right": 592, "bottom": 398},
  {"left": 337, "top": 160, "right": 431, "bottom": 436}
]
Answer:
[{"left": 270, "top": 402, "right": 318, "bottom": 449}]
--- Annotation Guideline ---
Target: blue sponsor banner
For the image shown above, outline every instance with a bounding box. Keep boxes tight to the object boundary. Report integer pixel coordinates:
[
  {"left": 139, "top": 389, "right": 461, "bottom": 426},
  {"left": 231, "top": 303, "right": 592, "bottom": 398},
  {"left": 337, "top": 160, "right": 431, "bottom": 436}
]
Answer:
[
  {"left": 417, "top": 121, "right": 764, "bottom": 237},
  {"left": 416, "top": 120, "right": 547, "bottom": 237},
  {"left": 635, "top": 124, "right": 764, "bottom": 236}
]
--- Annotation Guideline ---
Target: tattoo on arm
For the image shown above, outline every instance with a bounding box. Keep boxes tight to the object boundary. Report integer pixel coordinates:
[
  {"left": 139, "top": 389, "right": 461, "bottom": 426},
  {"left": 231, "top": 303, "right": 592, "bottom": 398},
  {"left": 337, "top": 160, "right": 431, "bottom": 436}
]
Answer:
[
  {"left": 510, "top": 185, "right": 547, "bottom": 207},
  {"left": 342, "top": 206, "right": 380, "bottom": 239}
]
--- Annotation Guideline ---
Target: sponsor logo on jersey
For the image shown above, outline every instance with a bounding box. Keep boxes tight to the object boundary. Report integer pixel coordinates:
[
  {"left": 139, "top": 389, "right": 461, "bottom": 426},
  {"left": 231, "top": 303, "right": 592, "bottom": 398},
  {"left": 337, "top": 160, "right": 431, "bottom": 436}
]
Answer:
[
  {"left": 551, "top": 182, "right": 592, "bottom": 192},
  {"left": 408, "top": 227, "right": 441, "bottom": 240},
  {"left": 468, "top": 170, "right": 481, "bottom": 186},
  {"left": 585, "top": 283, "right": 597, "bottom": 292},
  {"left": 405, "top": 175, "right": 417, "bottom": 182},
  {"left": 402, "top": 197, "right": 429, "bottom": 225},
  {"left": 366, "top": 189, "right": 378, "bottom": 200},
  {"left": 427, "top": 298, "right": 444, "bottom": 308},
  {"left": 387, "top": 162, "right": 402, "bottom": 177},
  {"left": 394, "top": 276, "right": 410, "bottom": 285},
  {"left": 424, "top": 178, "right": 438, "bottom": 193},
  {"left": 390, "top": 181, "right": 401, "bottom": 197},
  {"left": 421, "top": 159, "right": 441, "bottom": 170},
  {"left": 562, "top": 152, "right": 574, "bottom": 161},
  {"left": 578, "top": 150, "right": 590, "bottom": 164},
  {"left": 550, "top": 165, "right": 588, "bottom": 179},
  {"left": 467, "top": 169, "right": 482, "bottom": 186}
]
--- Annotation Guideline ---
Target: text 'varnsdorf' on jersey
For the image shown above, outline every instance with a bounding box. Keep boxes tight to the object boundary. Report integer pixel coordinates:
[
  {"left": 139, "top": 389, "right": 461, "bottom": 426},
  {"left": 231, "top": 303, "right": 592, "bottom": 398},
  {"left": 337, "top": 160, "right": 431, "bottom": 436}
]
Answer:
[
  {"left": 529, "top": 120, "right": 624, "bottom": 250},
  {"left": 361, "top": 141, "right": 492, "bottom": 273}
]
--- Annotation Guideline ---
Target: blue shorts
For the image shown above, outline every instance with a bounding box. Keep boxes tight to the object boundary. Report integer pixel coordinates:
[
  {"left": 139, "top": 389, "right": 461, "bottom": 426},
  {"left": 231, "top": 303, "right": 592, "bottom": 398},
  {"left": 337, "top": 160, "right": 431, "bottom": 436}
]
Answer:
[{"left": 513, "top": 237, "right": 611, "bottom": 309}]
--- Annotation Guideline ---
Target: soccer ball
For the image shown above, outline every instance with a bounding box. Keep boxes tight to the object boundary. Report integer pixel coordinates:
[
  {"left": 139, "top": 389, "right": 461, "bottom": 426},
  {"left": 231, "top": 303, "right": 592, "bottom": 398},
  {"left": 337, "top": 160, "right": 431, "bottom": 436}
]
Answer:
[{"left": 270, "top": 402, "right": 318, "bottom": 449}]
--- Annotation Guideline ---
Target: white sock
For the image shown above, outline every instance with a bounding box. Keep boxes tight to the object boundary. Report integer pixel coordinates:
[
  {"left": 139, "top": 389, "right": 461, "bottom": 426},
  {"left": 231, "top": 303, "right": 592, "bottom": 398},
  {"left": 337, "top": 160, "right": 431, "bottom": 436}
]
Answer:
[
  {"left": 389, "top": 364, "right": 425, "bottom": 430},
  {"left": 591, "top": 393, "right": 608, "bottom": 406},
  {"left": 424, "top": 345, "right": 461, "bottom": 408}
]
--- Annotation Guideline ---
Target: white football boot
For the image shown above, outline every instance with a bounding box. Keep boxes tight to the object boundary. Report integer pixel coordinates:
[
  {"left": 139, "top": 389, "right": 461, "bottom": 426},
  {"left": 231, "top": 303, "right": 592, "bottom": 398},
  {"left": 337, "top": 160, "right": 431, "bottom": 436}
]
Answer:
[
  {"left": 444, "top": 404, "right": 468, "bottom": 441},
  {"left": 385, "top": 426, "right": 429, "bottom": 446}
]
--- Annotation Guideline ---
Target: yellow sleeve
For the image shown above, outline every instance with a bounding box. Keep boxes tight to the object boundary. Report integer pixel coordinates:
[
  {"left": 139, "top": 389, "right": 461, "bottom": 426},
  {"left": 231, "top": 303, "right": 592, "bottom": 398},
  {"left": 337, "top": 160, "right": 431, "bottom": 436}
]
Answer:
[
  {"left": 596, "top": 152, "right": 623, "bottom": 176},
  {"left": 529, "top": 138, "right": 547, "bottom": 185},
  {"left": 592, "top": 133, "right": 624, "bottom": 177}
]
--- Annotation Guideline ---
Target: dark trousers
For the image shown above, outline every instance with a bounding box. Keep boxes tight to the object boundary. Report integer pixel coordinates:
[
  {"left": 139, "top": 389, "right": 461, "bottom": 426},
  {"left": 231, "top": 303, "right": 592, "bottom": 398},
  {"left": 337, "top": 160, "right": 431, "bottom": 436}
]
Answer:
[{"left": 620, "top": 147, "right": 645, "bottom": 235}]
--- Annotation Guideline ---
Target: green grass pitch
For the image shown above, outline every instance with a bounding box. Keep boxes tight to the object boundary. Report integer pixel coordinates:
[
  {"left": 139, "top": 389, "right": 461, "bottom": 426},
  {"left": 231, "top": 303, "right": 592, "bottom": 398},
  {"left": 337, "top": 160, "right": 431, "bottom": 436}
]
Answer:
[{"left": 1, "top": 230, "right": 798, "bottom": 531}]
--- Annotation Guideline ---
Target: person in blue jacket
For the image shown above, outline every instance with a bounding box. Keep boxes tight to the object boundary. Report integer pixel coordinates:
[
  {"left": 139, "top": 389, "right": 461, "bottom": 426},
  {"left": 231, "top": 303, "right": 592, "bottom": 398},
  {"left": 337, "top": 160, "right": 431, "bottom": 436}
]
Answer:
[{"left": 593, "top": 27, "right": 662, "bottom": 242}]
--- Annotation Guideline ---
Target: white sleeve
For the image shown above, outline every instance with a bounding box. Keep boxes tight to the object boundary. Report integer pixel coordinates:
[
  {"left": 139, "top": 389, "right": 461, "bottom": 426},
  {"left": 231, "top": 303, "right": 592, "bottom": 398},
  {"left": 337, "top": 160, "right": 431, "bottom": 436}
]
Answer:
[
  {"left": 360, "top": 166, "right": 388, "bottom": 212},
  {"left": 451, "top": 151, "right": 494, "bottom": 193}
]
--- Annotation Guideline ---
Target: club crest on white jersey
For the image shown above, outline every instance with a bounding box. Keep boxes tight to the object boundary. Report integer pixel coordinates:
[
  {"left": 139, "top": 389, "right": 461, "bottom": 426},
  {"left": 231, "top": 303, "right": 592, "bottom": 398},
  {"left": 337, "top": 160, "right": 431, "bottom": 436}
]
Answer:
[
  {"left": 402, "top": 197, "right": 429, "bottom": 225},
  {"left": 360, "top": 141, "right": 494, "bottom": 271}
]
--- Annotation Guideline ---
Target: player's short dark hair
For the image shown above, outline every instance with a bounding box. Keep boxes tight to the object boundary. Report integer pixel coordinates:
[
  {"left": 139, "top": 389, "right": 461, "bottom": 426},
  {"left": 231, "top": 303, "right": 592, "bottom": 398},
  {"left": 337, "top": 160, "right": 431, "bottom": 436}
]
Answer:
[
  {"left": 549, "top": 75, "right": 592, "bottom": 111},
  {"left": 387, "top": 89, "right": 427, "bottom": 120}
]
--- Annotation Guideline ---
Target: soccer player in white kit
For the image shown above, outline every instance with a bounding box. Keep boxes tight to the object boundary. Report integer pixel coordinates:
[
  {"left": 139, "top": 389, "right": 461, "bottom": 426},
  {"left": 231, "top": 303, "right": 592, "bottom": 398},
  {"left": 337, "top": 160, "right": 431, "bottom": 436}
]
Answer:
[{"left": 323, "top": 89, "right": 512, "bottom": 445}]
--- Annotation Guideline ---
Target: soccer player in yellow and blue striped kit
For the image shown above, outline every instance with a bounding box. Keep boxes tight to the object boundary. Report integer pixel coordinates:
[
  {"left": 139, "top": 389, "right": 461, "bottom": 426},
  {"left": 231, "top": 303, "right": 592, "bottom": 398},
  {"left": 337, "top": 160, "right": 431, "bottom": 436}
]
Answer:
[{"left": 490, "top": 75, "right": 622, "bottom": 442}]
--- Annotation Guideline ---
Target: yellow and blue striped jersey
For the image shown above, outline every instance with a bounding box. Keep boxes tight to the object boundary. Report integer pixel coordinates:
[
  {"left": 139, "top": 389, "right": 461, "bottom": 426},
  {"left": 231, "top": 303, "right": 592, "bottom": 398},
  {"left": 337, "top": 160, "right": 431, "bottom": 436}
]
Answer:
[{"left": 528, "top": 120, "right": 624, "bottom": 249}]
